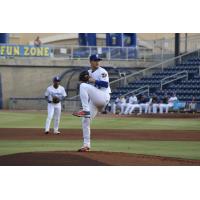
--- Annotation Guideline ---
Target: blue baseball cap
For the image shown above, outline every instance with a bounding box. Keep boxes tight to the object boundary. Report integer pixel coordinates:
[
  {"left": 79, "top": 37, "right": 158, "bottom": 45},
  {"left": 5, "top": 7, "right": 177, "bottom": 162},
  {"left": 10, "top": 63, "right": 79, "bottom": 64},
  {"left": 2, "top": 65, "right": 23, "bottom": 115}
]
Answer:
[
  {"left": 53, "top": 76, "right": 61, "bottom": 82},
  {"left": 89, "top": 54, "right": 102, "bottom": 61}
]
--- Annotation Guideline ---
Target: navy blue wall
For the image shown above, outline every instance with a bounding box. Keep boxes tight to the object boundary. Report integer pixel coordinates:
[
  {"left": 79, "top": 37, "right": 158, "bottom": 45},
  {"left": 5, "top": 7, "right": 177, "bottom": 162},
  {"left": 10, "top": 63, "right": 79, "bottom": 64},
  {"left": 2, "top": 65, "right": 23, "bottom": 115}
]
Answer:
[
  {"left": 79, "top": 33, "right": 87, "bottom": 46},
  {"left": 0, "top": 33, "right": 9, "bottom": 43},
  {"left": 78, "top": 33, "right": 96, "bottom": 46}
]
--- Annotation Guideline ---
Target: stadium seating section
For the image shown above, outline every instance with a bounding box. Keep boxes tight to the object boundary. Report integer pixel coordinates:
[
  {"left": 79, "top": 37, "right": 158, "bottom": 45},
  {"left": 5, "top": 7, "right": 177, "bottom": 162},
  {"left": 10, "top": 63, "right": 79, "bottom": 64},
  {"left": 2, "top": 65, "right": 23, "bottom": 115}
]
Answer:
[{"left": 111, "top": 57, "right": 200, "bottom": 103}]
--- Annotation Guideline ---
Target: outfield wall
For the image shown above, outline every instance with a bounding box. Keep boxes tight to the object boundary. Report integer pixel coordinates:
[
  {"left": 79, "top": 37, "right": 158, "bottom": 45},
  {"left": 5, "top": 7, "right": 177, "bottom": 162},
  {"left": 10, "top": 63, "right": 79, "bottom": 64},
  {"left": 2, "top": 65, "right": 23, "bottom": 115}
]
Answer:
[
  {"left": 0, "top": 57, "right": 156, "bottom": 109},
  {"left": 0, "top": 66, "right": 67, "bottom": 109}
]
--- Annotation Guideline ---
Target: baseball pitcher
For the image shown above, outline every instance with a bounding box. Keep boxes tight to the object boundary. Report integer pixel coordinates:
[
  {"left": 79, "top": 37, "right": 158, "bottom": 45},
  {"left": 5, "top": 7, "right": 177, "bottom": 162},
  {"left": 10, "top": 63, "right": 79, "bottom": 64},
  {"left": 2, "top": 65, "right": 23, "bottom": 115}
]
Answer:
[{"left": 73, "top": 54, "right": 111, "bottom": 152}]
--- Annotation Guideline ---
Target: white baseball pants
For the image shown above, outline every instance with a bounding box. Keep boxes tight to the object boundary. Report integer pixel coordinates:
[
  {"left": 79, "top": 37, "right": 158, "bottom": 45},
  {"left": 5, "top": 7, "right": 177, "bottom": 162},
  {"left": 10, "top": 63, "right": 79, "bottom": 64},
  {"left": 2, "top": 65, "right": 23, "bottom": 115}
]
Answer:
[
  {"left": 129, "top": 104, "right": 140, "bottom": 114},
  {"left": 45, "top": 103, "right": 61, "bottom": 132},
  {"left": 80, "top": 83, "right": 110, "bottom": 148},
  {"left": 159, "top": 104, "right": 169, "bottom": 114},
  {"left": 139, "top": 103, "right": 149, "bottom": 114},
  {"left": 119, "top": 103, "right": 127, "bottom": 114}
]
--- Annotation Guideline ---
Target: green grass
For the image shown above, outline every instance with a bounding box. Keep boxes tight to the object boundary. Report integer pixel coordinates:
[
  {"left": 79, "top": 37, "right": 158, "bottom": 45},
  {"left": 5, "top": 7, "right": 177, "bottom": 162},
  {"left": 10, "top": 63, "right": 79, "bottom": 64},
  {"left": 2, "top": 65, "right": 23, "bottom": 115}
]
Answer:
[
  {"left": 0, "top": 111, "right": 200, "bottom": 161},
  {"left": 0, "top": 111, "right": 199, "bottom": 130},
  {"left": 1, "top": 140, "right": 200, "bottom": 160}
]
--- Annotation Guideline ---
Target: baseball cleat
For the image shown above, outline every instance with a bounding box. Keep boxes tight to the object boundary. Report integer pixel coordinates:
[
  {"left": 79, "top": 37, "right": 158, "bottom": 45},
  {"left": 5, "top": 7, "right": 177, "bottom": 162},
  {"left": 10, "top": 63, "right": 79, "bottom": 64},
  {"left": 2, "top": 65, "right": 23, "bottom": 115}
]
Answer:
[
  {"left": 45, "top": 131, "right": 49, "bottom": 134},
  {"left": 78, "top": 146, "right": 90, "bottom": 152},
  {"left": 54, "top": 131, "right": 61, "bottom": 135},
  {"left": 72, "top": 110, "right": 90, "bottom": 118}
]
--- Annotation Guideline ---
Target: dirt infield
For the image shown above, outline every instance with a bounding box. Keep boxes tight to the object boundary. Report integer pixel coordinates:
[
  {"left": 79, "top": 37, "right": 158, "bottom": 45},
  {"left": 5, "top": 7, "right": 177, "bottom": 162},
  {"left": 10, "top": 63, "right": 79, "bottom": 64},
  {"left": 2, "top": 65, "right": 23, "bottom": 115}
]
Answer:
[
  {"left": 0, "top": 128, "right": 200, "bottom": 141},
  {"left": 0, "top": 151, "right": 200, "bottom": 166},
  {"left": 1, "top": 128, "right": 200, "bottom": 165}
]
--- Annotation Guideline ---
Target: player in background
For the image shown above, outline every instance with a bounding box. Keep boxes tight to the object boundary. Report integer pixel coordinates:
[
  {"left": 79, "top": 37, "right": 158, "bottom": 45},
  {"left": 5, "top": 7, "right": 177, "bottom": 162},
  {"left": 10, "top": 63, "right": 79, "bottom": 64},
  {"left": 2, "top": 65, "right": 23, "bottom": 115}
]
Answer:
[
  {"left": 119, "top": 96, "right": 127, "bottom": 115},
  {"left": 73, "top": 54, "right": 111, "bottom": 152},
  {"left": 124, "top": 93, "right": 139, "bottom": 115},
  {"left": 44, "top": 76, "right": 67, "bottom": 134},
  {"left": 112, "top": 96, "right": 121, "bottom": 114},
  {"left": 138, "top": 94, "right": 149, "bottom": 114},
  {"left": 168, "top": 93, "right": 178, "bottom": 110},
  {"left": 149, "top": 94, "right": 159, "bottom": 114},
  {"left": 159, "top": 93, "right": 169, "bottom": 114}
]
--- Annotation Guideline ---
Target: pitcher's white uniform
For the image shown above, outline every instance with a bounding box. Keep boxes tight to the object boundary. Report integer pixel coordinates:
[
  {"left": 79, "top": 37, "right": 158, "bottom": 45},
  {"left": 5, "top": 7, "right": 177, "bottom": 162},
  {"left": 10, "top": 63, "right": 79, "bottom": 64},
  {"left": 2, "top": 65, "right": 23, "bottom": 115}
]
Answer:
[
  {"left": 45, "top": 85, "right": 67, "bottom": 133},
  {"left": 80, "top": 66, "right": 111, "bottom": 148}
]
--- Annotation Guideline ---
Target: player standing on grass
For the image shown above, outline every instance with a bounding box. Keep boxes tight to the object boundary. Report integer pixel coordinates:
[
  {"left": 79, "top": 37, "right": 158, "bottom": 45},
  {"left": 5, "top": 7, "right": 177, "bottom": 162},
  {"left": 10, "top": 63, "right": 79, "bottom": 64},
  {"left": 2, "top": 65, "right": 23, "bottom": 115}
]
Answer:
[
  {"left": 44, "top": 76, "right": 67, "bottom": 134},
  {"left": 73, "top": 54, "right": 111, "bottom": 152}
]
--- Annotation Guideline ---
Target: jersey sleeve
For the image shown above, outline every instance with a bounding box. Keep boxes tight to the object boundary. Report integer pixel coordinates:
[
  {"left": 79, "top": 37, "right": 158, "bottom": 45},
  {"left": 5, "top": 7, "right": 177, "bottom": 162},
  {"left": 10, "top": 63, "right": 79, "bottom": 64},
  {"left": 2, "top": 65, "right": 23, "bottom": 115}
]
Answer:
[
  {"left": 44, "top": 88, "right": 49, "bottom": 97},
  {"left": 62, "top": 88, "right": 67, "bottom": 97},
  {"left": 99, "top": 70, "right": 109, "bottom": 82},
  {"left": 95, "top": 69, "right": 109, "bottom": 88}
]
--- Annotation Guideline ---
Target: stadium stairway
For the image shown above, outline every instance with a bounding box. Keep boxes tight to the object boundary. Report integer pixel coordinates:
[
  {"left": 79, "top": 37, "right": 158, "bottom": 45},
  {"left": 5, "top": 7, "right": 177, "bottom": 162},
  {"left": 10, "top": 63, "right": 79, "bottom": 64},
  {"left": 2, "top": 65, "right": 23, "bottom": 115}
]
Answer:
[{"left": 111, "top": 57, "right": 200, "bottom": 102}]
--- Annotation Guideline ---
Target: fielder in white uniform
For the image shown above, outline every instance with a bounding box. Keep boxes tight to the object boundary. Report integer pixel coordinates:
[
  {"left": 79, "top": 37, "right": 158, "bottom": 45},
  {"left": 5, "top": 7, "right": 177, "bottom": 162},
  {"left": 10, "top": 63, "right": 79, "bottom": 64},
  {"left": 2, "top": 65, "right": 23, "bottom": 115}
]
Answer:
[
  {"left": 73, "top": 54, "right": 111, "bottom": 152},
  {"left": 44, "top": 76, "right": 67, "bottom": 134}
]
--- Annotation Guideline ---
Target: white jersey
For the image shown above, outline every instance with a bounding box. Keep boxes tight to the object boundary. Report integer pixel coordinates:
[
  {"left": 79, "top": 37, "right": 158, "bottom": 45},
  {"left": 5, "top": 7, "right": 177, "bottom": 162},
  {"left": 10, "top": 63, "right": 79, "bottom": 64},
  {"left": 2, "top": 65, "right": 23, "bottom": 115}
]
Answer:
[
  {"left": 168, "top": 96, "right": 178, "bottom": 104},
  {"left": 129, "top": 96, "right": 138, "bottom": 104},
  {"left": 88, "top": 67, "right": 111, "bottom": 94},
  {"left": 120, "top": 97, "right": 126, "bottom": 104},
  {"left": 45, "top": 85, "right": 67, "bottom": 102}
]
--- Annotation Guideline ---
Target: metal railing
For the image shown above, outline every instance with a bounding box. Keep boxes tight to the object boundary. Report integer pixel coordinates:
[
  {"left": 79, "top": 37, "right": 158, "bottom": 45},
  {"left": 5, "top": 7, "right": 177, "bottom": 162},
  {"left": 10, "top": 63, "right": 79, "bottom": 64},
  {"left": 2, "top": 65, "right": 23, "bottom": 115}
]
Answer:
[
  {"left": 123, "top": 85, "right": 150, "bottom": 97},
  {"left": 0, "top": 44, "right": 169, "bottom": 62},
  {"left": 109, "top": 48, "right": 200, "bottom": 90},
  {"left": 160, "top": 71, "right": 188, "bottom": 90}
]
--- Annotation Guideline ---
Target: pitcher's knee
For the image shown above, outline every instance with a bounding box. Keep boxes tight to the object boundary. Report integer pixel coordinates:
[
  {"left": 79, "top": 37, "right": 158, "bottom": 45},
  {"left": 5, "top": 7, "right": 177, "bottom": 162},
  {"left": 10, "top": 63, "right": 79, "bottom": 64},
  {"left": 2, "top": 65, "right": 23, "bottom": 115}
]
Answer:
[{"left": 80, "top": 82, "right": 89, "bottom": 90}]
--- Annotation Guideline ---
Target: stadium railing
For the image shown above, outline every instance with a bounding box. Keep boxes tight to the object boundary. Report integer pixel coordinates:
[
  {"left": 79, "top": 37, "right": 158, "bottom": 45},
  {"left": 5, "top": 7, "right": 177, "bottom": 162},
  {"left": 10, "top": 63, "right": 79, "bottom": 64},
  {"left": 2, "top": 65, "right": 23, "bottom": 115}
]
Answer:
[{"left": 160, "top": 71, "right": 188, "bottom": 90}]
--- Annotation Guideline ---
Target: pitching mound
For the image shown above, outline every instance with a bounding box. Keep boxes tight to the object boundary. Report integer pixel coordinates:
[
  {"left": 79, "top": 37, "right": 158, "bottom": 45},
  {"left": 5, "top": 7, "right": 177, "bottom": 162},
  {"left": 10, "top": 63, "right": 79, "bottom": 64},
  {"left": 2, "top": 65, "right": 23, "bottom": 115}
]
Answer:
[{"left": 0, "top": 151, "right": 200, "bottom": 166}]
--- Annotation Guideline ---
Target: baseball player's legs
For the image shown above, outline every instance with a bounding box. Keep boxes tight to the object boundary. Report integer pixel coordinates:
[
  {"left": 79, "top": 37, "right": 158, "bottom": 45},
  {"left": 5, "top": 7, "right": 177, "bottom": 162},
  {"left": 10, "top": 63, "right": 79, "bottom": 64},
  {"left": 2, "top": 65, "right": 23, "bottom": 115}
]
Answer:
[
  {"left": 45, "top": 103, "right": 55, "bottom": 132},
  {"left": 165, "top": 104, "right": 169, "bottom": 113},
  {"left": 80, "top": 83, "right": 109, "bottom": 111},
  {"left": 129, "top": 104, "right": 140, "bottom": 114},
  {"left": 124, "top": 103, "right": 132, "bottom": 115},
  {"left": 82, "top": 101, "right": 98, "bottom": 148},
  {"left": 139, "top": 103, "right": 147, "bottom": 114},
  {"left": 159, "top": 104, "right": 164, "bottom": 114},
  {"left": 112, "top": 103, "right": 116, "bottom": 114},
  {"left": 152, "top": 104, "right": 158, "bottom": 113},
  {"left": 139, "top": 104, "right": 143, "bottom": 114},
  {"left": 148, "top": 105, "right": 152, "bottom": 113},
  {"left": 120, "top": 103, "right": 126, "bottom": 114},
  {"left": 144, "top": 103, "right": 149, "bottom": 113},
  {"left": 53, "top": 104, "right": 61, "bottom": 132},
  {"left": 129, "top": 104, "right": 134, "bottom": 114},
  {"left": 161, "top": 104, "right": 169, "bottom": 113}
]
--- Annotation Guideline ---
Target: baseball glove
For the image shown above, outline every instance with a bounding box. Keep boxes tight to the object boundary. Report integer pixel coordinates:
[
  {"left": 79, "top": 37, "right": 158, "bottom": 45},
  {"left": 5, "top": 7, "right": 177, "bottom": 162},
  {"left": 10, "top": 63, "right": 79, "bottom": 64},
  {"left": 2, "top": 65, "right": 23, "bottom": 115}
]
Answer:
[
  {"left": 52, "top": 96, "right": 60, "bottom": 104},
  {"left": 79, "top": 71, "right": 89, "bottom": 82}
]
